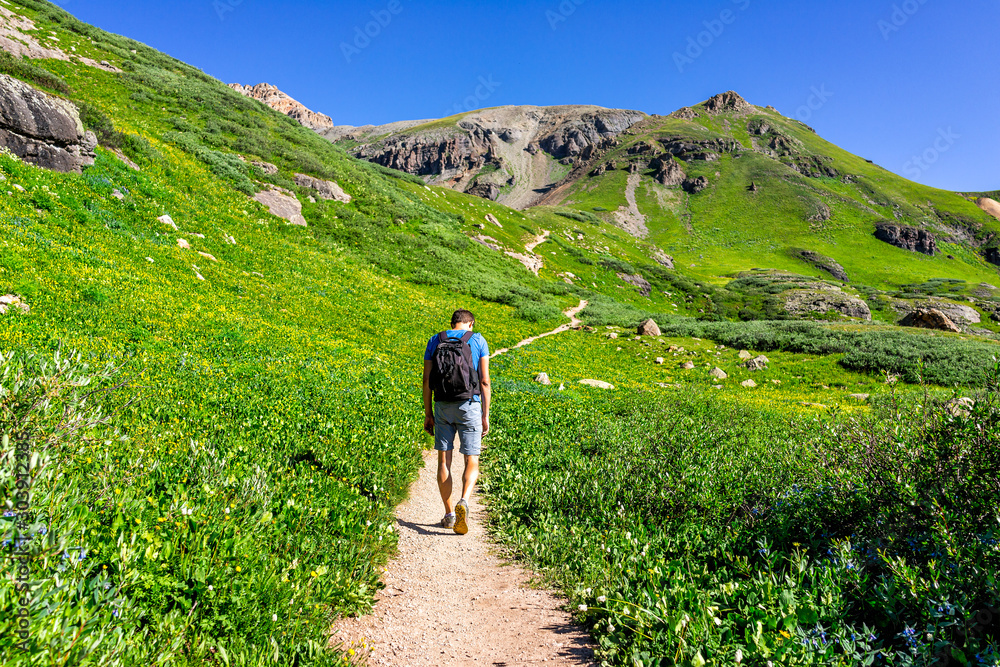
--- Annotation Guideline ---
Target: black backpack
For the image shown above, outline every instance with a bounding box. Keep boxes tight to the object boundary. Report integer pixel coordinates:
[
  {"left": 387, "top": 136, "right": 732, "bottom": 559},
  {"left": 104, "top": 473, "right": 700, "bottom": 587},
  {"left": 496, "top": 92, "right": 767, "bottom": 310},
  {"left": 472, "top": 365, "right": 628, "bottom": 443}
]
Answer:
[{"left": 430, "top": 331, "right": 480, "bottom": 402}]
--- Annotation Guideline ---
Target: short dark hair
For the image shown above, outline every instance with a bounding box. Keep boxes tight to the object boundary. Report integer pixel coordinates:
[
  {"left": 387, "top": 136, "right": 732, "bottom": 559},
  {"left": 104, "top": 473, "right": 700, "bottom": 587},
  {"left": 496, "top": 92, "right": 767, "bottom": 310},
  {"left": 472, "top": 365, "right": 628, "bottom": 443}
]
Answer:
[{"left": 451, "top": 309, "right": 475, "bottom": 327}]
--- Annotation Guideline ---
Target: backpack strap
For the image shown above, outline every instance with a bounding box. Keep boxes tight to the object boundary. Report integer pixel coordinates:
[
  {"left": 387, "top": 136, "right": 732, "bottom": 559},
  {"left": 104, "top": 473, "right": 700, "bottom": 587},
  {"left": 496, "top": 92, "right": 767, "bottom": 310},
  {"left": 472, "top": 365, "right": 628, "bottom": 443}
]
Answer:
[
  {"left": 458, "top": 331, "right": 479, "bottom": 397},
  {"left": 437, "top": 331, "right": 450, "bottom": 344}
]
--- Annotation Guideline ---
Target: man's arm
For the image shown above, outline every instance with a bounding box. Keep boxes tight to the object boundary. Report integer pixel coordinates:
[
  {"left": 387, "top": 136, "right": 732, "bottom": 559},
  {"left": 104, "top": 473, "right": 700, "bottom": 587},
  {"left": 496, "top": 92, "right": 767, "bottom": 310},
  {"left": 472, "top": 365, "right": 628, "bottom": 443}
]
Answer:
[
  {"left": 422, "top": 359, "right": 434, "bottom": 435},
  {"left": 479, "top": 356, "right": 491, "bottom": 436}
]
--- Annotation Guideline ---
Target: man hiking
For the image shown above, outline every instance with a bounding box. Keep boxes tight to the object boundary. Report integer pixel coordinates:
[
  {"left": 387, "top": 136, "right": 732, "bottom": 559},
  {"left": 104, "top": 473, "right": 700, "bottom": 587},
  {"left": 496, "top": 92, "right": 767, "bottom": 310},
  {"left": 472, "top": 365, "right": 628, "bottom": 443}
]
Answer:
[{"left": 423, "top": 309, "right": 491, "bottom": 535}]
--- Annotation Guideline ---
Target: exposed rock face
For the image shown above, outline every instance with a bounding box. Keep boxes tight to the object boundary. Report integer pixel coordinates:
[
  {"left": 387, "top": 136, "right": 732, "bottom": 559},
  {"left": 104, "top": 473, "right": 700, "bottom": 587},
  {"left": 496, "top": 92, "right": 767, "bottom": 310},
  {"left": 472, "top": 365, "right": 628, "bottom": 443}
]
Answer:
[
  {"left": 682, "top": 176, "right": 709, "bottom": 194},
  {"left": 702, "top": 91, "right": 753, "bottom": 116},
  {"left": 874, "top": 222, "right": 938, "bottom": 255},
  {"left": 652, "top": 157, "right": 685, "bottom": 186},
  {"left": 653, "top": 249, "right": 675, "bottom": 269},
  {"left": 0, "top": 74, "right": 96, "bottom": 173},
  {"left": 984, "top": 246, "right": 1000, "bottom": 267},
  {"left": 899, "top": 308, "right": 961, "bottom": 333},
  {"left": 792, "top": 249, "right": 849, "bottom": 282},
  {"left": 253, "top": 187, "right": 306, "bottom": 226},
  {"left": 782, "top": 289, "right": 872, "bottom": 320},
  {"left": 659, "top": 137, "right": 740, "bottom": 162},
  {"left": 294, "top": 173, "right": 351, "bottom": 203},
  {"left": 229, "top": 83, "right": 333, "bottom": 131},
  {"left": 327, "top": 105, "right": 644, "bottom": 209},
  {"left": 637, "top": 319, "right": 661, "bottom": 336},
  {"left": 909, "top": 299, "right": 980, "bottom": 325},
  {"left": 709, "top": 367, "right": 728, "bottom": 379},
  {"left": 252, "top": 160, "right": 278, "bottom": 175},
  {"left": 619, "top": 273, "right": 652, "bottom": 297},
  {"left": 976, "top": 197, "right": 1000, "bottom": 222},
  {"left": 788, "top": 156, "right": 839, "bottom": 178}
]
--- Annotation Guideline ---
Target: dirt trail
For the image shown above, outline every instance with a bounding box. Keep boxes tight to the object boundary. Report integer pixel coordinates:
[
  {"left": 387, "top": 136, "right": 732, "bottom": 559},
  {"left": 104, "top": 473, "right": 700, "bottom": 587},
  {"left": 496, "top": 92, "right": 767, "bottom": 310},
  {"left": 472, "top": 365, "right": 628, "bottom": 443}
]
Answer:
[
  {"left": 330, "top": 301, "right": 596, "bottom": 666},
  {"left": 329, "top": 450, "right": 596, "bottom": 666},
  {"left": 490, "top": 300, "right": 588, "bottom": 358}
]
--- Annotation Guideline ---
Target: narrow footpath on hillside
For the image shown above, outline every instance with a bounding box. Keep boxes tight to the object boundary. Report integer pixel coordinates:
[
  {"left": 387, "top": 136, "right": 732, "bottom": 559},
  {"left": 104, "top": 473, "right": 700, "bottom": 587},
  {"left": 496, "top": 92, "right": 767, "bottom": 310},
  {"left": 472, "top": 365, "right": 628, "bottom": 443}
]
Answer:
[
  {"left": 490, "top": 299, "right": 588, "bottom": 358},
  {"left": 329, "top": 303, "right": 595, "bottom": 666}
]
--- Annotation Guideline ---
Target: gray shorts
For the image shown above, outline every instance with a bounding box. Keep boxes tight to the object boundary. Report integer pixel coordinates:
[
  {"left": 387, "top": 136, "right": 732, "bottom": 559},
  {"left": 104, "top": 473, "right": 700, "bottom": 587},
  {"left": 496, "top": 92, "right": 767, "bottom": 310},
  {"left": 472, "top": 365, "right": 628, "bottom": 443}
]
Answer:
[{"left": 433, "top": 400, "right": 482, "bottom": 456}]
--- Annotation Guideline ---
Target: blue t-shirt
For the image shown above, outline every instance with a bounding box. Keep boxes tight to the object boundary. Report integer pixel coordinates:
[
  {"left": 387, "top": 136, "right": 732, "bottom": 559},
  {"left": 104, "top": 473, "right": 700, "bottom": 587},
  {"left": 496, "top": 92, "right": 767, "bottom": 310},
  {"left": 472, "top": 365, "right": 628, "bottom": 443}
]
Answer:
[{"left": 424, "top": 331, "right": 489, "bottom": 401}]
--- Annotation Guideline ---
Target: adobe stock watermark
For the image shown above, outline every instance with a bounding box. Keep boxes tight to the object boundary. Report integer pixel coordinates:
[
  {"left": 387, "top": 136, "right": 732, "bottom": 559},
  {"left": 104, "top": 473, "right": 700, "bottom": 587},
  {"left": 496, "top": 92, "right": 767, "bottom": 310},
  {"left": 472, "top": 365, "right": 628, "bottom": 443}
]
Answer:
[
  {"left": 878, "top": 0, "right": 930, "bottom": 40},
  {"left": 8, "top": 431, "right": 34, "bottom": 652},
  {"left": 341, "top": 0, "right": 403, "bottom": 64},
  {"left": 902, "top": 127, "right": 959, "bottom": 179},
  {"left": 674, "top": 0, "right": 751, "bottom": 74},
  {"left": 794, "top": 85, "right": 833, "bottom": 123},
  {"left": 213, "top": 0, "right": 249, "bottom": 22},
  {"left": 443, "top": 76, "right": 502, "bottom": 117},
  {"left": 546, "top": 0, "right": 587, "bottom": 30}
]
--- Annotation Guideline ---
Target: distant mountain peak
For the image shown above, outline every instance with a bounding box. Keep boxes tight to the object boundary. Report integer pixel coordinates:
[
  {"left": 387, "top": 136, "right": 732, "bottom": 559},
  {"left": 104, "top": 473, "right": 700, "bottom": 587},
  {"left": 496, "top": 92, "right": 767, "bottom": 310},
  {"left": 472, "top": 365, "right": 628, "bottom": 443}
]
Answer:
[
  {"left": 701, "top": 91, "right": 753, "bottom": 115},
  {"left": 229, "top": 83, "right": 334, "bottom": 131}
]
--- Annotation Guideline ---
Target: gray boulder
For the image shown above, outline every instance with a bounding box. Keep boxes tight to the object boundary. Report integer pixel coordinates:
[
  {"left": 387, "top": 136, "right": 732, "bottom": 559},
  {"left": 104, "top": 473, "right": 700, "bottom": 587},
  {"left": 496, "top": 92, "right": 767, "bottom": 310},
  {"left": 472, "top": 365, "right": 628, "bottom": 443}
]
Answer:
[
  {"left": 782, "top": 289, "right": 872, "bottom": 320},
  {"left": 637, "top": 319, "right": 661, "bottom": 336},
  {"left": 294, "top": 173, "right": 352, "bottom": 203},
  {"left": 620, "top": 273, "right": 653, "bottom": 297},
  {"left": 899, "top": 308, "right": 961, "bottom": 333},
  {"left": 253, "top": 187, "right": 307, "bottom": 226},
  {"left": 709, "top": 367, "right": 728, "bottom": 379},
  {"left": 534, "top": 373, "right": 552, "bottom": 385},
  {"left": 743, "top": 355, "right": 769, "bottom": 371},
  {"left": 0, "top": 74, "right": 96, "bottom": 173}
]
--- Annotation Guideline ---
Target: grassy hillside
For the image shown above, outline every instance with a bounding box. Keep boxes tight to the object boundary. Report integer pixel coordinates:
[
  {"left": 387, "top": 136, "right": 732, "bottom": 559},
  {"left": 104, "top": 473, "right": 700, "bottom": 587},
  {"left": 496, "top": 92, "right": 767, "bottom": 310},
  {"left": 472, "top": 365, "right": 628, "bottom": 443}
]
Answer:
[{"left": 547, "top": 103, "right": 1000, "bottom": 291}]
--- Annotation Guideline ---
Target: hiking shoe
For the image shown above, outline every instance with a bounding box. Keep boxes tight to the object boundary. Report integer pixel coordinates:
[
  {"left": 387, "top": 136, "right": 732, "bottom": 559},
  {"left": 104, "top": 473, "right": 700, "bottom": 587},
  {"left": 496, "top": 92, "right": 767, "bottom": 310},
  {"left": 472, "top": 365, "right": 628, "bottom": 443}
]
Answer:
[
  {"left": 454, "top": 499, "right": 469, "bottom": 535},
  {"left": 441, "top": 513, "right": 456, "bottom": 529}
]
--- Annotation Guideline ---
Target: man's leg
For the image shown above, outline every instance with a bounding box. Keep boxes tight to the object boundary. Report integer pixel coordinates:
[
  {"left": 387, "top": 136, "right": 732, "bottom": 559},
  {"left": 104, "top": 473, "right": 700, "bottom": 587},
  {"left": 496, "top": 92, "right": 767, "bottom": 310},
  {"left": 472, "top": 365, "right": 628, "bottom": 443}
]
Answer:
[
  {"left": 461, "top": 454, "right": 479, "bottom": 502},
  {"left": 437, "top": 449, "right": 454, "bottom": 515}
]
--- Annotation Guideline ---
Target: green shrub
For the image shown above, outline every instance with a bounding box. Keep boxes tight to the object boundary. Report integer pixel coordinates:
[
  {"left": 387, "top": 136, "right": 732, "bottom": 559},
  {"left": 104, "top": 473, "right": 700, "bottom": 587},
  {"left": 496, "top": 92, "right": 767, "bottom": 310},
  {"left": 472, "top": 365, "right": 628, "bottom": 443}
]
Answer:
[
  {"left": 484, "top": 362, "right": 1000, "bottom": 666},
  {"left": 0, "top": 51, "right": 70, "bottom": 94}
]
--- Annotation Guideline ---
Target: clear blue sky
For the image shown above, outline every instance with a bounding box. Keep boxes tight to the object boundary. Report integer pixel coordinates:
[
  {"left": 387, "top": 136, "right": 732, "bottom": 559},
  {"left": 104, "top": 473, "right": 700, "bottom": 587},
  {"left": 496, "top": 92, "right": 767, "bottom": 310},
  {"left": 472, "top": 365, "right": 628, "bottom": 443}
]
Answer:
[{"left": 64, "top": 0, "right": 998, "bottom": 192}]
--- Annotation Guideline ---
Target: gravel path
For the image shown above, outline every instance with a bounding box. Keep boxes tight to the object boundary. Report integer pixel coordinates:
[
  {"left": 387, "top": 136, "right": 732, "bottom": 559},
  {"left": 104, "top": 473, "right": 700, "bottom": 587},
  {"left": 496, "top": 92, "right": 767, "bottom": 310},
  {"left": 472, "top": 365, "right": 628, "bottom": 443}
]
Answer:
[
  {"left": 329, "top": 450, "right": 596, "bottom": 666},
  {"left": 329, "top": 304, "right": 596, "bottom": 665}
]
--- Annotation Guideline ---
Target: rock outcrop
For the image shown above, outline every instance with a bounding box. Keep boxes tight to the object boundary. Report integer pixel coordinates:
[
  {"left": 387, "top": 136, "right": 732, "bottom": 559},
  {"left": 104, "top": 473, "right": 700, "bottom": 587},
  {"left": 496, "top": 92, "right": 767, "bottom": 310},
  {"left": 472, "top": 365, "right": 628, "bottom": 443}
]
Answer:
[
  {"left": 327, "top": 105, "right": 645, "bottom": 209},
  {"left": 619, "top": 273, "right": 652, "bottom": 297},
  {"left": 781, "top": 289, "right": 872, "bottom": 320},
  {"left": 253, "top": 187, "right": 306, "bottom": 226},
  {"left": 899, "top": 308, "right": 961, "bottom": 333},
  {"left": 702, "top": 91, "right": 753, "bottom": 116},
  {"left": 294, "top": 173, "right": 351, "bottom": 203},
  {"left": 874, "top": 222, "right": 938, "bottom": 255},
  {"left": 682, "top": 176, "right": 709, "bottom": 194},
  {"left": 0, "top": 74, "right": 96, "bottom": 173},
  {"left": 229, "top": 83, "right": 334, "bottom": 131},
  {"left": 792, "top": 249, "right": 849, "bottom": 281}
]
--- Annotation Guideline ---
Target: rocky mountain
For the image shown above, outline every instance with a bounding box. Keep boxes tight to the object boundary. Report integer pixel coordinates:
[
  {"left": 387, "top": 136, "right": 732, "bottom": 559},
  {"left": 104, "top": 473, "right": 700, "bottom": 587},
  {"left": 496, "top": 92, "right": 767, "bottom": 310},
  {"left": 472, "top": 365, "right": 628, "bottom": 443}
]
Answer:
[
  {"left": 329, "top": 91, "right": 1000, "bottom": 285},
  {"left": 229, "top": 83, "right": 334, "bottom": 131},
  {"left": 324, "top": 105, "right": 646, "bottom": 209}
]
